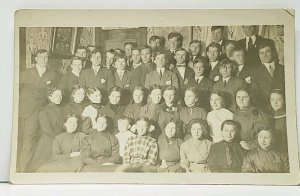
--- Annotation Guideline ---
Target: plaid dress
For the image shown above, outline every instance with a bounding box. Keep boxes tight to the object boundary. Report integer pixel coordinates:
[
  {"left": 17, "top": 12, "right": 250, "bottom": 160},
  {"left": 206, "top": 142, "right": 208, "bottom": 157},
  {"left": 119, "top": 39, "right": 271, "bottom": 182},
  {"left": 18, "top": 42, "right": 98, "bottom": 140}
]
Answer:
[{"left": 123, "top": 135, "right": 158, "bottom": 166}]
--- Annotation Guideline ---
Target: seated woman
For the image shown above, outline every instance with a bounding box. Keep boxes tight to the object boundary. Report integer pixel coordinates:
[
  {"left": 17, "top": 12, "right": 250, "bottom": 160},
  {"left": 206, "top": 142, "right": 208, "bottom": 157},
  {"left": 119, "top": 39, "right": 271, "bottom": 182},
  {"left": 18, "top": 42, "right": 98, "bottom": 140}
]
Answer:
[
  {"left": 207, "top": 92, "right": 234, "bottom": 143},
  {"left": 180, "top": 119, "right": 213, "bottom": 172},
  {"left": 37, "top": 113, "right": 86, "bottom": 172},
  {"left": 80, "top": 114, "right": 121, "bottom": 172},
  {"left": 28, "top": 87, "right": 64, "bottom": 172},
  {"left": 124, "top": 86, "right": 146, "bottom": 121},
  {"left": 233, "top": 88, "right": 271, "bottom": 150},
  {"left": 140, "top": 84, "right": 163, "bottom": 139},
  {"left": 208, "top": 120, "right": 246, "bottom": 173},
  {"left": 123, "top": 117, "right": 158, "bottom": 172},
  {"left": 63, "top": 85, "right": 86, "bottom": 117},
  {"left": 157, "top": 119, "right": 185, "bottom": 173},
  {"left": 158, "top": 85, "right": 183, "bottom": 138},
  {"left": 241, "top": 129, "right": 289, "bottom": 173},
  {"left": 81, "top": 86, "right": 103, "bottom": 135},
  {"left": 270, "top": 89, "right": 287, "bottom": 153}
]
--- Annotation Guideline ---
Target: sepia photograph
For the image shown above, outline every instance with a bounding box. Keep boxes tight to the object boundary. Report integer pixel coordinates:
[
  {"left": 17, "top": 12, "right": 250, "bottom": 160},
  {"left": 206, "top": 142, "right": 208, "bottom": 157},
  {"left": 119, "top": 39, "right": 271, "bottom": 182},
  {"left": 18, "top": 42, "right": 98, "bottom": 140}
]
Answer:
[{"left": 10, "top": 9, "right": 299, "bottom": 185}]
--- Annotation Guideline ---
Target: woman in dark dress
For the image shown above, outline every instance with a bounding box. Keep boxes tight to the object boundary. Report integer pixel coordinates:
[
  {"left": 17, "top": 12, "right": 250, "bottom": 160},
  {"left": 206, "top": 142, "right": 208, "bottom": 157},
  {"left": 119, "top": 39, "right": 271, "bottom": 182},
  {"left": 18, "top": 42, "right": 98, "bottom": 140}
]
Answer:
[
  {"left": 37, "top": 113, "right": 86, "bottom": 172},
  {"left": 80, "top": 114, "right": 121, "bottom": 172},
  {"left": 28, "top": 87, "right": 64, "bottom": 172},
  {"left": 63, "top": 85, "right": 86, "bottom": 117},
  {"left": 270, "top": 89, "right": 287, "bottom": 153},
  {"left": 124, "top": 86, "right": 146, "bottom": 121}
]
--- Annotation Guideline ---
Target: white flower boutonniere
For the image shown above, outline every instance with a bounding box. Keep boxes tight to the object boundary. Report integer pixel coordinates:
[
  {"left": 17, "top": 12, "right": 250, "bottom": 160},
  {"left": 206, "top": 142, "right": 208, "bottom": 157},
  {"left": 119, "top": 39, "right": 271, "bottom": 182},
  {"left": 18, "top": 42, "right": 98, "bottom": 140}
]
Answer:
[
  {"left": 184, "top": 78, "right": 189, "bottom": 85},
  {"left": 245, "top": 76, "right": 251, "bottom": 84},
  {"left": 46, "top": 80, "right": 52, "bottom": 85},
  {"left": 214, "top": 76, "right": 220, "bottom": 82},
  {"left": 100, "top": 79, "right": 106, "bottom": 84},
  {"left": 165, "top": 80, "right": 171, "bottom": 85}
]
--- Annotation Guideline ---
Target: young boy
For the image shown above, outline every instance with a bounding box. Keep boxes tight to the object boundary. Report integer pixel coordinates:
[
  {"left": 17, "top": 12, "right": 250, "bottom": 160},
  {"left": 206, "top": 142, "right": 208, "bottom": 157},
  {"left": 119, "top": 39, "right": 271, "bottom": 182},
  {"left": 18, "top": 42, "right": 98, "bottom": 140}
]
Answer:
[
  {"left": 115, "top": 116, "right": 136, "bottom": 158},
  {"left": 208, "top": 120, "right": 245, "bottom": 173}
]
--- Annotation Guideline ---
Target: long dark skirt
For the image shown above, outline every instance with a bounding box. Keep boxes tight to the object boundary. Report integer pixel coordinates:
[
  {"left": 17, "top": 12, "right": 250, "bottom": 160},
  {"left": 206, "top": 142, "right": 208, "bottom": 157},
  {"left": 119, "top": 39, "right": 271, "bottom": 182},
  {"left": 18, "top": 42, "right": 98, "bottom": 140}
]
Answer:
[{"left": 36, "top": 156, "right": 83, "bottom": 173}]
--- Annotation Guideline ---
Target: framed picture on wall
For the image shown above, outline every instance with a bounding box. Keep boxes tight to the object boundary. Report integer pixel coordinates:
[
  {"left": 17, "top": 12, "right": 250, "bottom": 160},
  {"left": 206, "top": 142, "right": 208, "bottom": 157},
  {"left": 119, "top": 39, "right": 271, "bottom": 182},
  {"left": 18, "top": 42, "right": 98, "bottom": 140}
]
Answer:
[{"left": 51, "top": 27, "right": 77, "bottom": 58}]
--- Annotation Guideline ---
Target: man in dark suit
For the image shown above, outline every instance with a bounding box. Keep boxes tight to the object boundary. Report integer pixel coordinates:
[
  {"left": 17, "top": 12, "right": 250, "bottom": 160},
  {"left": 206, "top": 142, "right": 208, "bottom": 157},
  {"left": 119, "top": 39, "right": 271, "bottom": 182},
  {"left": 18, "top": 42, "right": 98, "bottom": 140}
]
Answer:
[
  {"left": 219, "top": 40, "right": 238, "bottom": 61},
  {"left": 185, "top": 57, "right": 214, "bottom": 111},
  {"left": 255, "top": 41, "right": 285, "bottom": 112},
  {"left": 188, "top": 40, "right": 204, "bottom": 67},
  {"left": 213, "top": 59, "right": 244, "bottom": 112},
  {"left": 238, "top": 25, "right": 278, "bottom": 68},
  {"left": 211, "top": 26, "right": 227, "bottom": 53},
  {"left": 140, "top": 46, "right": 156, "bottom": 78},
  {"left": 145, "top": 51, "right": 179, "bottom": 89},
  {"left": 75, "top": 46, "right": 92, "bottom": 69},
  {"left": 205, "top": 42, "right": 222, "bottom": 81},
  {"left": 78, "top": 49, "right": 115, "bottom": 104},
  {"left": 165, "top": 32, "right": 183, "bottom": 67},
  {"left": 18, "top": 49, "right": 59, "bottom": 172},
  {"left": 103, "top": 49, "right": 116, "bottom": 71}
]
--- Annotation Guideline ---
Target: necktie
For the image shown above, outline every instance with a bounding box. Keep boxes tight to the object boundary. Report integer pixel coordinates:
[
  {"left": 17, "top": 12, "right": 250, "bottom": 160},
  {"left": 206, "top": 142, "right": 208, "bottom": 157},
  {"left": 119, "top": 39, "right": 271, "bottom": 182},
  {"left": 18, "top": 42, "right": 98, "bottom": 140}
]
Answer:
[
  {"left": 93, "top": 68, "right": 98, "bottom": 75},
  {"left": 236, "top": 69, "right": 241, "bottom": 78},
  {"left": 119, "top": 71, "right": 123, "bottom": 81},
  {"left": 248, "top": 38, "right": 254, "bottom": 51},
  {"left": 223, "top": 80, "right": 227, "bottom": 87},
  {"left": 159, "top": 69, "right": 163, "bottom": 78},
  {"left": 208, "top": 63, "right": 212, "bottom": 73},
  {"left": 196, "top": 79, "right": 200, "bottom": 84},
  {"left": 225, "top": 143, "right": 233, "bottom": 167},
  {"left": 268, "top": 64, "right": 274, "bottom": 78}
]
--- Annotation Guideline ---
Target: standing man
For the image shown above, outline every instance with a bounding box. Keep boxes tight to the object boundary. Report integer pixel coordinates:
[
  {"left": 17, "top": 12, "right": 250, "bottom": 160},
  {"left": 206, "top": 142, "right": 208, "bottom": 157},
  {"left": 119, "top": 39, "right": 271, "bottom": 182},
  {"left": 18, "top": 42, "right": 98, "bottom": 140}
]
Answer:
[
  {"left": 188, "top": 40, "right": 203, "bottom": 68},
  {"left": 18, "top": 49, "right": 59, "bottom": 172},
  {"left": 165, "top": 32, "right": 183, "bottom": 67},
  {"left": 211, "top": 26, "right": 227, "bottom": 54},
  {"left": 206, "top": 42, "right": 222, "bottom": 81},
  {"left": 75, "top": 46, "right": 92, "bottom": 69}
]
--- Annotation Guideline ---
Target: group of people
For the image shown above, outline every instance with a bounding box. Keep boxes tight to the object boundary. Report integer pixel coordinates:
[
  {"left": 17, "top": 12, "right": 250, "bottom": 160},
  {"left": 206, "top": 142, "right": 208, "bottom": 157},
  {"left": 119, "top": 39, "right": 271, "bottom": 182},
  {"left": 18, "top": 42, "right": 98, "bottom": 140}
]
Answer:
[{"left": 18, "top": 25, "right": 288, "bottom": 174}]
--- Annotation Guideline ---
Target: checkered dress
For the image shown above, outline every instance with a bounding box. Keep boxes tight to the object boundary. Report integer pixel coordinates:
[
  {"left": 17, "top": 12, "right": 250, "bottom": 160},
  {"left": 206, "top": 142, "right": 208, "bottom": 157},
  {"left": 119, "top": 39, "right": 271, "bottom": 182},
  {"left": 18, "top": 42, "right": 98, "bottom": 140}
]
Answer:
[{"left": 123, "top": 135, "right": 158, "bottom": 166}]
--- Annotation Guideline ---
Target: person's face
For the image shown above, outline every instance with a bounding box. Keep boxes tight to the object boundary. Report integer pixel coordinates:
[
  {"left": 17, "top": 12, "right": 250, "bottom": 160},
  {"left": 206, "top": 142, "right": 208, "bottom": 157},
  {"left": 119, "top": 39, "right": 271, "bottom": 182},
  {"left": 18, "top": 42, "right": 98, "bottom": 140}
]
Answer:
[
  {"left": 258, "top": 130, "right": 273, "bottom": 149},
  {"left": 191, "top": 123, "right": 204, "bottom": 140},
  {"left": 124, "top": 44, "right": 133, "bottom": 57},
  {"left": 270, "top": 93, "right": 284, "bottom": 112},
  {"left": 35, "top": 52, "right": 48, "bottom": 67},
  {"left": 88, "top": 91, "right": 102, "bottom": 104},
  {"left": 193, "top": 62, "right": 205, "bottom": 76},
  {"left": 140, "top": 48, "right": 151, "bottom": 63},
  {"left": 169, "top": 37, "right": 179, "bottom": 50},
  {"left": 212, "top": 28, "right": 223, "bottom": 42},
  {"left": 133, "top": 89, "right": 144, "bottom": 104},
  {"left": 155, "top": 38, "right": 161, "bottom": 48},
  {"left": 96, "top": 117, "right": 108, "bottom": 132},
  {"left": 132, "top": 50, "right": 141, "bottom": 64},
  {"left": 118, "top": 119, "right": 130, "bottom": 133},
  {"left": 259, "top": 46, "right": 274, "bottom": 63},
  {"left": 207, "top": 47, "right": 220, "bottom": 62},
  {"left": 219, "top": 64, "right": 232, "bottom": 78},
  {"left": 109, "top": 91, "right": 121, "bottom": 105},
  {"left": 150, "top": 40, "right": 157, "bottom": 48},
  {"left": 115, "top": 58, "right": 126, "bottom": 70},
  {"left": 225, "top": 43, "right": 235, "bottom": 59},
  {"left": 184, "top": 90, "right": 198, "bottom": 107},
  {"left": 105, "top": 52, "right": 115, "bottom": 66},
  {"left": 163, "top": 90, "right": 175, "bottom": 105},
  {"left": 150, "top": 89, "right": 162, "bottom": 105},
  {"left": 243, "top": 26, "right": 257, "bottom": 37},
  {"left": 175, "top": 51, "right": 186, "bottom": 64},
  {"left": 76, "top": 49, "right": 87, "bottom": 59},
  {"left": 136, "top": 120, "right": 149, "bottom": 136},
  {"left": 232, "top": 50, "right": 245, "bottom": 65},
  {"left": 71, "top": 59, "right": 83, "bottom": 74},
  {"left": 222, "top": 124, "right": 237, "bottom": 142},
  {"left": 73, "top": 88, "right": 85, "bottom": 103},
  {"left": 189, "top": 42, "right": 201, "bottom": 56},
  {"left": 154, "top": 54, "right": 166, "bottom": 68},
  {"left": 49, "top": 90, "right": 62, "bottom": 105},
  {"left": 165, "top": 122, "right": 177, "bottom": 138},
  {"left": 210, "top": 94, "right": 223, "bottom": 110},
  {"left": 90, "top": 52, "right": 102, "bottom": 66},
  {"left": 65, "top": 117, "right": 78, "bottom": 133},
  {"left": 236, "top": 90, "right": 250, "bottom": 109}
]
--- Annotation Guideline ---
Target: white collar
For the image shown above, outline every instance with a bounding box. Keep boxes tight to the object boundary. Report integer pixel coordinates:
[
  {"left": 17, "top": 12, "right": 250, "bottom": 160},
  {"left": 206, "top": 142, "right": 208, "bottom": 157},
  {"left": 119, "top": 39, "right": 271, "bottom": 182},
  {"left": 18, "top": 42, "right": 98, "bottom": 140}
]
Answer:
[
  {"left": 223, "top": 76, "right": 231, "bottom": 83},
  {"left": 210, "top": 61, "right": 219, "bottom": 69},
  {"left": 157, "top": 67, "right": 165, "bottom": 71},
  {"left": 72, "top": 70, "right": 80, "bottom": 77},
  {"left": 195, "top": 75, "right": 204, "bottom": 80},
  {"left": 92, "top": 65, "right": 100, "bottom": 71},
  {"left": 35, "top": 64, "right": 46, "bottom": 77},
  {"left": 246, "top": 35, "right": 257, "bottom": 44},
  {"left": 264, "top": 61, "right": 275, "bottom": 69},
  {"left": 238, "top": 64, "right": 244, "bottom": 71},
  {"left": 218, "top": 39, "right": 223, "bottom": 46}
]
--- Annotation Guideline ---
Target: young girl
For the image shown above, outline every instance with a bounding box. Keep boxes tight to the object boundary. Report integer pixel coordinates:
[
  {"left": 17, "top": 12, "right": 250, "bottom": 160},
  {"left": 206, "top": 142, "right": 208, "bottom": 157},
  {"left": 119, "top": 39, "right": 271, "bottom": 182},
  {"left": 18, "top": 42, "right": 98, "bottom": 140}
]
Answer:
[
  {"left": 81, "top": 114, "right": 121, "bottom": 172},
  {"left": 123, "top": 117, "right": 158, "bottom": 172},
  {"left": 81, "top": 86, "right": 103, "bottom": 135},
  {"left": 28, "top": 87, "right": 64, "bottom": 172},
  {"left": 157, "top": 119, "right": 185, "bottom": 173},
  {"left": 158, "top": 86, "right": 182, "bottom": 138},
  {"left": 140, "top": 84, "right": 163, "bottom": 139},
  {"left": 270, "top": 89, "right": 287, "bottom": 153},
  {"left": 179, "top": 87, "right": 207, "bottom": 139},
  {"left": 63, "top": 85, "right": 86, "bottom": 117},
  {"left": 124, "top": 86, "right": 146, "bottom": 121},
  {"left": 37, "top": 113, "right": 86, "bottom": 172},
  {"left": 180, "top": 119, "right": 213, "bottom": 172},
  {"left": 207, "top": 92, "right": 234, "bottom": 143},
  {"left": 242, "top": 129, "right": 289, "bottom": 173}
]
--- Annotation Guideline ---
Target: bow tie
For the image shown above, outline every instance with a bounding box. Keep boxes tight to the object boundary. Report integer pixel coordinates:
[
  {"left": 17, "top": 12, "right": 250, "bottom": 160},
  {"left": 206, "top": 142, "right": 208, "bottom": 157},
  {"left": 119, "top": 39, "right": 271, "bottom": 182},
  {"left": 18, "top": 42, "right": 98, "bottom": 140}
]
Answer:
[{"left": 166, "top": 106, "right": 178, "bottom": 112}]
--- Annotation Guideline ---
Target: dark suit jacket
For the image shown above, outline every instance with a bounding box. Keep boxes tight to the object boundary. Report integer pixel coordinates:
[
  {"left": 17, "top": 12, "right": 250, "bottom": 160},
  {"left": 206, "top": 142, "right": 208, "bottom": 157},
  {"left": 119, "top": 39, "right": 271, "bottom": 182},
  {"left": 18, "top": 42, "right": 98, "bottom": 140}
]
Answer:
[
  {"left": 235, "top": 65, "right": 259, "bottom": 96},
  {"left": 207, "top": 61, "right": 222, "bottom": 81},
  {"left": 83, "top": 60, "right": 92, "bottom": 69},
  {"left": 237, "top": 35, "right": 278, "bottom": 68},
  {"left": 144, "top": 69, "right": 179, "bottom": 89},
  {"left": 213, "top": 76, "right": 244, "bottom": 111},
  {"left": 255, "top": 62, "right": 285, "bottom": 110},
  {"left": 165, "top": 49, "right": 176, "bottom": 67},
  {"left": 129, "top": 65, "right": 145, "bottom": 87},
  {"left": 171, "top": 66, "right": 195, "bottom": 91},
  {"left": 58, "top": 71, "right": 79, "bottom": 101},
  {"left": 19, "top": 67, "right": 59, "bottom": 119},
  {"left": 114, "top": 70, "right": 132, "bottom": 89},
  {"left": 99, "top": 104, "right": 126, "bottom": 133},
  {"left": 78, "top": 66, "right": 115, "bottom": 90}
]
